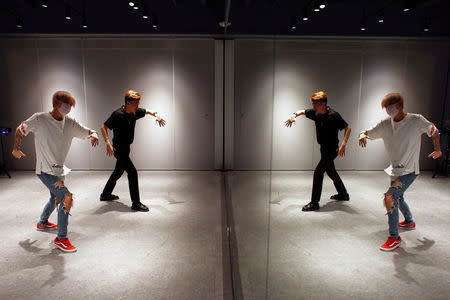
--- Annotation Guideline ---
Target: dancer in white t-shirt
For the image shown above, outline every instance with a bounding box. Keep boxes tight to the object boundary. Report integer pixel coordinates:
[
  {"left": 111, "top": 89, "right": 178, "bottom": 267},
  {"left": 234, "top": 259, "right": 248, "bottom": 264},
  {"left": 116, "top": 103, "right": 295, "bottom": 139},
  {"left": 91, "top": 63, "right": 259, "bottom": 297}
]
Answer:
[
  {"left": 12, "top": 91, "right": 99, "bottom": 253},
  {"left": 359, "top": 93, "right": 441, "bottom": 251}
]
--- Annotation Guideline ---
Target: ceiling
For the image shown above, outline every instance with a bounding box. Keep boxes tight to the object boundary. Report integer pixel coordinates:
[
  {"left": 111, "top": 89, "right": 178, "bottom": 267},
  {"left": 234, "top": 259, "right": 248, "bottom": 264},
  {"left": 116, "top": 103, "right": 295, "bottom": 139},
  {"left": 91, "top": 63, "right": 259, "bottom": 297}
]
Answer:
[{"left": 0, "top": 0, "right": 449, "bottom": 36}]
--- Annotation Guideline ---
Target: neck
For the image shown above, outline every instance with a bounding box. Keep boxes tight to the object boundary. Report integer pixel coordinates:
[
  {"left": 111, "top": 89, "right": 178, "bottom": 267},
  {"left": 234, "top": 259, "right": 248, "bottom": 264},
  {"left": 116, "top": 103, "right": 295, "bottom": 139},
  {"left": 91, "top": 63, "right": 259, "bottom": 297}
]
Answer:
[
  {"left": 50, "top": 108, "right": 64, "bottom": 121},
  {"left": 393, "top": 111, "right": 407, "bottom": 122},
  {"left": 124, "top": 104, "right": 134, "bottom": 114}
]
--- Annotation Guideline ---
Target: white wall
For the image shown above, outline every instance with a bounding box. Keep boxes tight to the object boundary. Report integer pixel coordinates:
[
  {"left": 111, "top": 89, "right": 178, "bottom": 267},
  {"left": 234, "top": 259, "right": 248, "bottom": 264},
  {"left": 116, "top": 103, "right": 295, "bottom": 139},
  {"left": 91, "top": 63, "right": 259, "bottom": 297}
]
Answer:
[
  {"left": 233, "top": 38, "right": 450, "bottom": 171},
  {"left": 1, "top": 37, "right": 448, "bottom": 172},
  {"left": 0, "top": 37, "right": 216, "bottom": 171}
]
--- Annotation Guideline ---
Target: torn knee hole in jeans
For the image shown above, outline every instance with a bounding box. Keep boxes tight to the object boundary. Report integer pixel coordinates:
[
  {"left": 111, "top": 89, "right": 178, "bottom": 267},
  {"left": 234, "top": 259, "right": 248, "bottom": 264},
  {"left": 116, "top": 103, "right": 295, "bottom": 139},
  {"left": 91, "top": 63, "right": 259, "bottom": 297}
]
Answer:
[
  {"left": 392, "top": 180, "right": 403, "bottom": 188},
  {"left": 53, "top": 180, "right": 65, "bottom": 188},
  {"left": 384, "top": 193, "right": 395, "bottom": 214},
  {"left": 63, "top": 193, "right": 73, "bottom": 214}
]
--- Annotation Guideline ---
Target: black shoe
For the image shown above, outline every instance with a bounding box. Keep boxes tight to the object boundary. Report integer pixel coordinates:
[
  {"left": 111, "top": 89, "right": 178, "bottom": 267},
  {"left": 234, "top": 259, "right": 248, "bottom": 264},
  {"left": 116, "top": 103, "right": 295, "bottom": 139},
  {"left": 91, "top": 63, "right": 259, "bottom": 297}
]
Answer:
[
  {"left": 100, "top": 194, "right": 119, "bottom": 201},
  {"left": 302, "top": 202, "right": 320, "bottom": 211},
  {"left": 131, "top": 202, "right": 149, "bottom": 212},
  {"left": 330, "top": 194, "right": 350, "bottom": 201}
]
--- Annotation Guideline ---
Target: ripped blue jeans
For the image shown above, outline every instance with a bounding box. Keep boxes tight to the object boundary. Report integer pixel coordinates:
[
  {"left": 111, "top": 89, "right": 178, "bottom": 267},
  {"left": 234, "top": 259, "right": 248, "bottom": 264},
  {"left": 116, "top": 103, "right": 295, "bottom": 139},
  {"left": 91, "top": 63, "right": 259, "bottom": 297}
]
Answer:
[
  {"left": 37, "top": 172, "right": 72, "bottom": 238},
  {"left": 386, "top": 172, "right": 417, "bottom": 237}
]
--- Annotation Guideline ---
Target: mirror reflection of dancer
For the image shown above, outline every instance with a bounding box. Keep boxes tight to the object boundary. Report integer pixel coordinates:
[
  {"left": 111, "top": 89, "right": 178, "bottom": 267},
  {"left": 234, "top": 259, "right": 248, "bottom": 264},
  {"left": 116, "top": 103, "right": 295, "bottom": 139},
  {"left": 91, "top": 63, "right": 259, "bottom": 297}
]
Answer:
[
  {"left": 359, "top": 93, "right": 441, "bottom": 251},
  {"left": 100, "top": 90, "right": 166, "bottom": 212},
  {"left": 285, "top": 91, "right": 351, "bottom": 211},
  {"left": 12, "top": 91, "right": 99, "bottom": 253}
]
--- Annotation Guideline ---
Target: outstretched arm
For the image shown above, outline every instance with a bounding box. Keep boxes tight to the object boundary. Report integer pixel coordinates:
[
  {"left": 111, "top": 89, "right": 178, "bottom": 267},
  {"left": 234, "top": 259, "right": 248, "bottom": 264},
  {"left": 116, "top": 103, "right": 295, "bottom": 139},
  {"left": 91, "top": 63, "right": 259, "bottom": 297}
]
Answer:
[
  {"left": 145, "top": 110, "right": 166, "bottom": 127},
  {"left": 285, "top": 110, "right": 306, "bottom": 127}
]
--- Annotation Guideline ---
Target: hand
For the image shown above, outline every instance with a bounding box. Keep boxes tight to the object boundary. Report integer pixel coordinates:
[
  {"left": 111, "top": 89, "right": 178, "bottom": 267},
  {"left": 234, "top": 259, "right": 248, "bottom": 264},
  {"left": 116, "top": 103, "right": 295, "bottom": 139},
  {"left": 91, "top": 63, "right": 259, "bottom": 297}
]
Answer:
[
  {"left": 285, "top": 115, "right": 296, "bottom": 127},
  {"left": 89, "top": 134, "right": 99, "bottom": 147},
  {"left": 428, "top": 150, "right": 442, "bottom": 159},
  {"left": 155, "top": 115, "right": 166, "bottom": 127},
  {"left": 106, "top": 143, "right": 116, "bottom": 157},
  {"left": 358, "top": 133, "right": 368, "bottom": 148},
  {"left": 12, "top": 149, "right": 26, "bottom": 159},
  {"left": 337, "top": 143, "right": 346, "bottom": 157}
]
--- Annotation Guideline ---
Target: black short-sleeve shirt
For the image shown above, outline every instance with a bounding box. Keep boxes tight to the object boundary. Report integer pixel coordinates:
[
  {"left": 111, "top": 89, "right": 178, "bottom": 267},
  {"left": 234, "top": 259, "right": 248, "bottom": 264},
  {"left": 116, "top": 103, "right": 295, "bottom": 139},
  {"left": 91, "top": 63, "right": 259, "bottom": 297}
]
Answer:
[
  {"left": 305, "top": 107, "right": 348, "bottom": 149},
  {"left": 104, "top": 106, "right": 146, "bottom": 147}
]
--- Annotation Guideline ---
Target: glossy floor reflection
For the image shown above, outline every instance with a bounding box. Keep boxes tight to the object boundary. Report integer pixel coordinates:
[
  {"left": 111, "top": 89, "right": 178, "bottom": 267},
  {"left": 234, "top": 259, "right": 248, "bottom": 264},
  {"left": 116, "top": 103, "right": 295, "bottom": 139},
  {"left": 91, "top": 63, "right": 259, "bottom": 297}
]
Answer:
[
  {"left": 231, "top": 171, "right": 450, "bottom": 300},
  {"left": 0, "top": 171, "right": 224, "bottom": 300}
]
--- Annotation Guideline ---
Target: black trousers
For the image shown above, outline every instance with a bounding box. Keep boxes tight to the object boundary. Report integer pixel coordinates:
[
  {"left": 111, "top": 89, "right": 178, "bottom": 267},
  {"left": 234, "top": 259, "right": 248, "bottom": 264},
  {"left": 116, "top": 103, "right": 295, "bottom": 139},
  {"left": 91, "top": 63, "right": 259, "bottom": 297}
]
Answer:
[
  {"left": 311, "top": 147, "right": 348, "bottom": 204},
  {"left": 102, "top": 145, "right": 140, "bottom": 204}
]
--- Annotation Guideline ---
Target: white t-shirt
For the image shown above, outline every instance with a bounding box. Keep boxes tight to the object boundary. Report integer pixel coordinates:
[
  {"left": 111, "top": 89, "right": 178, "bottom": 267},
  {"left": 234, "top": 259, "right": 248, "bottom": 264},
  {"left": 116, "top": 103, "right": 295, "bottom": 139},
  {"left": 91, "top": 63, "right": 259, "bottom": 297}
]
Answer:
[
  {"left": 366, "top": 113, "right": 438, "bottom": 177},
  {"left": 19, "top": 112, "right": 91, "bottom": 179}
]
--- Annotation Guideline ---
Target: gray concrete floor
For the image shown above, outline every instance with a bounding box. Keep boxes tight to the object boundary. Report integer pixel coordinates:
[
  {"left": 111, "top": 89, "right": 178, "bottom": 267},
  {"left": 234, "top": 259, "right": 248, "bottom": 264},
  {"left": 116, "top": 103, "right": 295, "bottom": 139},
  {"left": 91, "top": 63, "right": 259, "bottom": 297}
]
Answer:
[
  {"left": 1, "top": 171, "right": 449, "bottom": 300},
  {"left": 231, "top": 171, "right": 450, "bottom": 300},
  {"left": 0, "top": 171, "right": 224, "bottom": 300}
]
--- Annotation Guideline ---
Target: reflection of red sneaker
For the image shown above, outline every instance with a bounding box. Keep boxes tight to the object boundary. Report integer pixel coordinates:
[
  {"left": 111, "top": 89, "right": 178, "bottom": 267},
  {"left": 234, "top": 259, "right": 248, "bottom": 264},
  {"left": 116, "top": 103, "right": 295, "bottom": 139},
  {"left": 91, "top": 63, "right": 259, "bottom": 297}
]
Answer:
[
  {"left": 399, "top": 220, "right": 416, "bottom": 230},
  {"left": 36, "top": 222, "right": 57, "bottom": 231},
  {"left": 54, "top": 238, "right": 77, "bottom": 253},
  {"left": 380, "top": 236, "right": 402, "bottom": 251}
]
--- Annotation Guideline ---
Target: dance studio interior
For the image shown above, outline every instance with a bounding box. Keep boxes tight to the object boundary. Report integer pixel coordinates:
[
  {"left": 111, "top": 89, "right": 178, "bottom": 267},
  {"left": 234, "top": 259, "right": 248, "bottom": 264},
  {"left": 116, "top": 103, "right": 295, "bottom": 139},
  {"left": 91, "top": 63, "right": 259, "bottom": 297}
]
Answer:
[{"left": 0, "top": 1, "right": 449, "bottom": 299}]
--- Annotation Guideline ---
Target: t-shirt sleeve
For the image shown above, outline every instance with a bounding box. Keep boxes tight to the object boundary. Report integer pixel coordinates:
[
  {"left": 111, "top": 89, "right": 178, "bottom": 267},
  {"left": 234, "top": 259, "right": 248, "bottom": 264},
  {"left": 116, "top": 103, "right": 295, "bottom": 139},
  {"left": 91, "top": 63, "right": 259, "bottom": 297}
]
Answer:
[
  {"left": 104, "top": 112, "right": 117, "bottom": 129},
  {"left": 135, "top": 108, "right": 146, "bottom": 120},
  {"left": 416, "top": 114, "right": 438, "bottom": 137},
  {"left": 71, "top": 119, "right": 91, "bottom": 139},
  {"left": 334, "top": 113, "right": 348, "bottom": 131},
  {"left": 304, "top": 109, "right": 316, "bottom": 120},
  {"left": 19, "top": 113, "right": 40, "bottom": 136},
  {"left": 366, "top": 120, "right": 386, "bottom": 140}
]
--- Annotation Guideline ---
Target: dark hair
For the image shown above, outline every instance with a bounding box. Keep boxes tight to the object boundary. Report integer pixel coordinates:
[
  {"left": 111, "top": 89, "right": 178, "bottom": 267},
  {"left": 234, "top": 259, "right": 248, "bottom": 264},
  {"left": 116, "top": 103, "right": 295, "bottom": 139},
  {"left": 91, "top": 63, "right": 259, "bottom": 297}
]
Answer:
[
  {"left": 52, "top": 91, "right": 76, "bottom": 107},
  {"left": 381, "top": 93, "right": 404, "bottom": 108}
]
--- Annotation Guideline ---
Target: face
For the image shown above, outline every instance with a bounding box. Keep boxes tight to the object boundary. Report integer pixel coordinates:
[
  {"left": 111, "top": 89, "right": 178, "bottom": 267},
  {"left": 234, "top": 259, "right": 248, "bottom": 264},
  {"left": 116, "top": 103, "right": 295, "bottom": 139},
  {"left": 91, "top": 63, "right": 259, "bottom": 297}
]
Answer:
[
  {"left": 386, "top": 102, "right": 402, "bottom": 118},
  {"left": 312, "top": 101, "right": 326, "bottom": 114},
  {"left": 125, "top": 99, "right": 140, "bottom": 113},
  {"left": 56, "top": 100, "right": 72, "bottom": 115}
]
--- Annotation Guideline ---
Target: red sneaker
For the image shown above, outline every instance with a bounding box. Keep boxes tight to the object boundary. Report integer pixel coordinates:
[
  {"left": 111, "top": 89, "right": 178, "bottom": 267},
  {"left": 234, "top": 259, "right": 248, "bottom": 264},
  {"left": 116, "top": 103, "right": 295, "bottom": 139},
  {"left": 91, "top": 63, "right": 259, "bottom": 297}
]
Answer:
[
  {"left": 54, "top": 237, "right": 77, "bottom": 253},
  {"left": 380, "top": 236, "right": 402, "bottom": 251},
  {"left": 36, "top": 222, "right": 57, "bottom": 231},
  {"left": 399, "top": 220, "right": 416, "bottom": 230}
]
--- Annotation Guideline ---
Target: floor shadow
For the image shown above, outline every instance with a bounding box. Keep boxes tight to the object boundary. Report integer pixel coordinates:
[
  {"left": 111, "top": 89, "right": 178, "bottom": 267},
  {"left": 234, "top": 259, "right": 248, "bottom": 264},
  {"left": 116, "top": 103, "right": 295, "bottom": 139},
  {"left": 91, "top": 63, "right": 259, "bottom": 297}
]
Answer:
[
  {"left": 392, "top": 237, "right": 436, "bottom": 284},
  {"left": 92, "top": 201, "right": 132, "bottom": 214},
  {"left": 18, "top": 239, "right": 66, "bottom": 287},
  {"left": 281, "top": 204, "right": 304, "bottom": 213},
  {"left": 319, "top": 201, "right": 359, "bottom": 214}
]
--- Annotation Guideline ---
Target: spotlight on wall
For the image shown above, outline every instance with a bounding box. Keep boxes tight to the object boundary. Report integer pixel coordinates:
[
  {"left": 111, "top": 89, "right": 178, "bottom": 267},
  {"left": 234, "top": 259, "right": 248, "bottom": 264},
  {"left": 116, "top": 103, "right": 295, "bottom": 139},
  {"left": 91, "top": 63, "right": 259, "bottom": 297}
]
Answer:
[
  {"left": 65, "top": 4, "right": 71, "bottom": 20},
  {"left": 302, "top": 7, "right": 309, "bottom": 21},
  {"left": 16, "top": 16, "right": 24, "bottom": 28},
  {"left": 377, "top": 9, "right": 384, "bottom": 23},
  {"left": 129, "top": 1, "right": 135, "bottom": 7},
  {"left": 41, "top": 0, "right": 48, "bottom": 8},
  {"left": 133, "top": 0, "right": 140, "bottom": 10}
]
